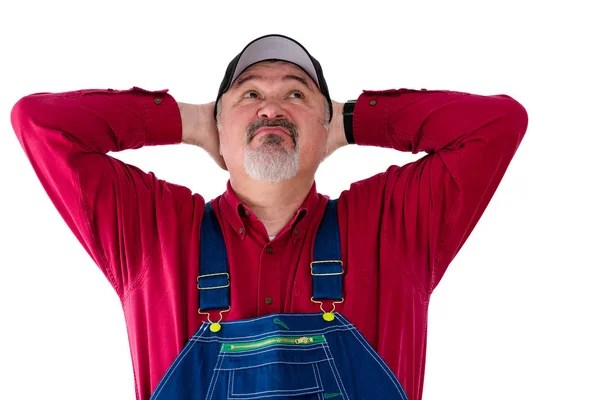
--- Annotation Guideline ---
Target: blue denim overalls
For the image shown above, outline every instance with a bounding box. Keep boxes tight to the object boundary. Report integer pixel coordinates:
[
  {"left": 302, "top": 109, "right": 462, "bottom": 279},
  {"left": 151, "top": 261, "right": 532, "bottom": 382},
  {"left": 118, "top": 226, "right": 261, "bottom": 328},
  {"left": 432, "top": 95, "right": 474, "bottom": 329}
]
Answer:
[{"left": 150, "top": 200, "right": 409, "bottom": 400}]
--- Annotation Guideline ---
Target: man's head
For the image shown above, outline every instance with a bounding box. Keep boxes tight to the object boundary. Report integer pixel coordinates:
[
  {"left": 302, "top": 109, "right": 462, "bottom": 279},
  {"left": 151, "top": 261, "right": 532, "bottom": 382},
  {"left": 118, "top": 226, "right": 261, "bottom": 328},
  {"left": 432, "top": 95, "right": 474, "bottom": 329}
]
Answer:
[{"left": 214, "top": 35, "right": 332, "bottom": 183}]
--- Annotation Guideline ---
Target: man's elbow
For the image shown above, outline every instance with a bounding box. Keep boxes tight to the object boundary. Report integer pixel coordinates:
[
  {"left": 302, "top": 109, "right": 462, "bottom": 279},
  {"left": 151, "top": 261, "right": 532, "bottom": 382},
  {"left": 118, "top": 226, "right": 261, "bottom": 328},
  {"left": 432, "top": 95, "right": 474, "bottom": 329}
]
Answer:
[
  {"left": 10, "top": 92, "right": 53, "bottom": 144},
  {"left": 496, "top": 94, "right": 529, "bottom": 143}
]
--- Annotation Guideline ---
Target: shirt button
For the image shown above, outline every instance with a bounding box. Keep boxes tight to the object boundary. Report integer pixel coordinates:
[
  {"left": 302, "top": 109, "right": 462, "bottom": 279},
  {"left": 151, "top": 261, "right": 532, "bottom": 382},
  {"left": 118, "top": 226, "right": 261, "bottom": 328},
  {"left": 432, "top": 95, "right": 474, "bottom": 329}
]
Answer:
[
  {"left": 153, "top": 98, "right": 162, "bottom": 105},
  {"left": 244, "top": 209, "right": 250, "bottom": 217},
  {"left": 265, "top": 296, "right": 273, "bottom": 304},
  {"left": 369, "top": 99, "right": 377, "bottom": 106},
  {"left": 266, "top": 246, "right": 273, "bottom": 254},
  {"left": 238, "top": 227, "right": 244, "bottom": 234},
  {"left": 294, "top": 228, "right": 300, "bottom": 235}
]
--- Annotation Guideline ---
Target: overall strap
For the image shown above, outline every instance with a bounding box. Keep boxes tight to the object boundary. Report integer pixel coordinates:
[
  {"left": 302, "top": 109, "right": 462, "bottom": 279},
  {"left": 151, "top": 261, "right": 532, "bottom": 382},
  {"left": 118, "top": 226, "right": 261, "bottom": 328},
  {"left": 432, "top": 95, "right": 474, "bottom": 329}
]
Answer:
[
  {"left": 311, "top": 199, "right": 343, "bottom": 301},
  {"left": 197, "top": 201, "right": 230, "bottom": 311},
  {"left": 198, "top": 199, "right": 343, "bottom": 311}
]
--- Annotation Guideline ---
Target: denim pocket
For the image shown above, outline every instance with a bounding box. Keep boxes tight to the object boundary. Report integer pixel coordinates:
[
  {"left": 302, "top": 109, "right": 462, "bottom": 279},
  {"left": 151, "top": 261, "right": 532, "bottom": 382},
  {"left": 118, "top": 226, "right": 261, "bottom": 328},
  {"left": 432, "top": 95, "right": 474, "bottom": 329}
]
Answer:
[
  {"left": 216, "top": 335, "right": 331, "bottom": 399},
  {"left": 227, "top": 361, "right": 323, "bottom": 399}
]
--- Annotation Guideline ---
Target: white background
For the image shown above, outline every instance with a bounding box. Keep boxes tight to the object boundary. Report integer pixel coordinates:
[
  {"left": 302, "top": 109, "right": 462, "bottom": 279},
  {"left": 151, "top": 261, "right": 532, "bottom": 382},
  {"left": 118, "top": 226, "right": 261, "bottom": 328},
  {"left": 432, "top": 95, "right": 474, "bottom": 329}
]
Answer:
[{"left": 0, "top": 0, "right": 598, "bottom": 399}]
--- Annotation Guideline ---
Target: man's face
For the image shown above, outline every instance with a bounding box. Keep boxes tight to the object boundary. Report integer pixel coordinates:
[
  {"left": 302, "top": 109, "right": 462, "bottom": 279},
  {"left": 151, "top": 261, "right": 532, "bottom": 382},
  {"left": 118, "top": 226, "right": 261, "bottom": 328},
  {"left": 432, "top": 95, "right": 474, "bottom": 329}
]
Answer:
[{"left": 218, "top": 61, "right": 329, "bottom": 182}]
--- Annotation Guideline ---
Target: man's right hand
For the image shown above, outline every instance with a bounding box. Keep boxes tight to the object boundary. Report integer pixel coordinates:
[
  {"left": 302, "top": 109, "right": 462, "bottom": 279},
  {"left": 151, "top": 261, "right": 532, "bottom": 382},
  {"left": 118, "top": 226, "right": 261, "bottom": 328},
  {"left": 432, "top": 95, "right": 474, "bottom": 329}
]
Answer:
[{"left": 179, "top": 101, "right": 227, "bottom": 171}]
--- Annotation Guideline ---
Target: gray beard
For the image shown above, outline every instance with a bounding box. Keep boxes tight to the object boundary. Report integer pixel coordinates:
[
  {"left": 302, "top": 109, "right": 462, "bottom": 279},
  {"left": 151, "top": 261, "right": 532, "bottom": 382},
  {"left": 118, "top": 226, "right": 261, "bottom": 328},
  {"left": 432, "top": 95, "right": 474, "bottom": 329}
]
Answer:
[{"left": 244, "top": 133, "right": 299, "bottom": 182}]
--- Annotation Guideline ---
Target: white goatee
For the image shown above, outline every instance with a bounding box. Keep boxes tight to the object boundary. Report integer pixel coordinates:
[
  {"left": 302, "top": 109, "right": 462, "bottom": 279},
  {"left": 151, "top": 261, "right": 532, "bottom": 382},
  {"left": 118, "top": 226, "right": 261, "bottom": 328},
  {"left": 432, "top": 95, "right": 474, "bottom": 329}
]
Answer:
[{"left": 244, "top": 133, "right": 299, "bottom": 182}]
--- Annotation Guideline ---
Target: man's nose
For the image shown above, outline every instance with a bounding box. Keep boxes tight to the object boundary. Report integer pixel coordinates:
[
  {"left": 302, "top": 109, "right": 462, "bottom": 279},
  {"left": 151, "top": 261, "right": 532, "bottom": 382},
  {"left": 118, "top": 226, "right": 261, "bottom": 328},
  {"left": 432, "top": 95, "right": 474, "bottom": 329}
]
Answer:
[{"left": 257, "top": 100, "right": 287, "bottom": 120}]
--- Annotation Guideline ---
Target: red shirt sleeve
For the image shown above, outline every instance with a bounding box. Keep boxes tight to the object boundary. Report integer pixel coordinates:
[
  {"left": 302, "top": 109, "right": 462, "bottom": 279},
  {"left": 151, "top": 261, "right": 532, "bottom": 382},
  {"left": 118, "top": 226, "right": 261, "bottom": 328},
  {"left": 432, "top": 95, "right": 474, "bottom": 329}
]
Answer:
[
  {"left": 349, "top": 88, "right": 528, "bottom": 293},
  {"left": 10, "top": 87, "right": 183, "bottom": 298}
]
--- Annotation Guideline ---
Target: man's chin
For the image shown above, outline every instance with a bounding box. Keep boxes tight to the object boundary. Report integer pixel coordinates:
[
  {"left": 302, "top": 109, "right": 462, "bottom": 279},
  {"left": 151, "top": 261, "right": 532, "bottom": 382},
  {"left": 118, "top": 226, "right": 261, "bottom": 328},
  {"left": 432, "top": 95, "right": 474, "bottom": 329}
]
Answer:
[{"left": 244, "top": 154, "right": 299, "bottom": 182}]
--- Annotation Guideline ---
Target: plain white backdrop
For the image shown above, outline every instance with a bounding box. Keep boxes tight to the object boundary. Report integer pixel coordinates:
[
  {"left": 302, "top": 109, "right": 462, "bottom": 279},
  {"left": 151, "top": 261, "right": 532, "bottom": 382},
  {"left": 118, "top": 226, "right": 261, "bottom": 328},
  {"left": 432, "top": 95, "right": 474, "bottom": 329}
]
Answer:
[{"left": 0, "top": 0, "right": 598, "bottom": 399}]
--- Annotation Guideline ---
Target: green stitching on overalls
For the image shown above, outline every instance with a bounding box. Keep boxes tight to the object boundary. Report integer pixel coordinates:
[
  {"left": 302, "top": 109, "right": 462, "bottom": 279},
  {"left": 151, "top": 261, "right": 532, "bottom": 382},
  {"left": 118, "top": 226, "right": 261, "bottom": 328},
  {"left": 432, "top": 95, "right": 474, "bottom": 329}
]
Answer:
[
  {"left": 273, "top": 317, "right": 289, "bottom": 330},
  {"left": 324, "top": 393, "right": 342, "bottom": 398}
]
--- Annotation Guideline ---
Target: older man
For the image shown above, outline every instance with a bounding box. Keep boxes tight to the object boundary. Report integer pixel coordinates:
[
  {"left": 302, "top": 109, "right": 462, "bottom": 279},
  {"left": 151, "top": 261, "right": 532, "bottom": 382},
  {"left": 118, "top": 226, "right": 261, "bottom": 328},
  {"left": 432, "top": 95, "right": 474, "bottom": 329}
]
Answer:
[{"left": 11, "top": 34, "right": 528, "bottom": 400}]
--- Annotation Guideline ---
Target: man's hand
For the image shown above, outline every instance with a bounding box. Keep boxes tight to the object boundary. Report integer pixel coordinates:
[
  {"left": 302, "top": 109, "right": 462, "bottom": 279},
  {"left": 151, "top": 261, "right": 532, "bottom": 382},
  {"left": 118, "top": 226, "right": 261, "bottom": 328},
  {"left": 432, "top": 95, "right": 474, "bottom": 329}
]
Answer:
[
  {"left": 324, "top": 100, "right": 348, "bottom": 160},
  {"left": 179, "top": 101, "right": 227, "bottom": 171}
]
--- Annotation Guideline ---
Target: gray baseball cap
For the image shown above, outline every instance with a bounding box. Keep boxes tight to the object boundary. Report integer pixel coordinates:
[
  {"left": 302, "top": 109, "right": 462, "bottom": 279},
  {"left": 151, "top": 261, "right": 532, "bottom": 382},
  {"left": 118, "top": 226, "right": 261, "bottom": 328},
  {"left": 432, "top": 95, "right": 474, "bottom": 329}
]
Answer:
[{"left": 215, "top": 34, "right": 332, "bottom": 122}]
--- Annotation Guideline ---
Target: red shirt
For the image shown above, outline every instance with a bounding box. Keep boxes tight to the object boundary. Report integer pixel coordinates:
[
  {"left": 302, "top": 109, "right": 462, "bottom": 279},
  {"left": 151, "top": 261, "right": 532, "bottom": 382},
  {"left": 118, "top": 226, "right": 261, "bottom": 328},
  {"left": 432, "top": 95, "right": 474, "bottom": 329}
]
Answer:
[{"left": 10, "top": 86, "right": 528, "bottom": 400}]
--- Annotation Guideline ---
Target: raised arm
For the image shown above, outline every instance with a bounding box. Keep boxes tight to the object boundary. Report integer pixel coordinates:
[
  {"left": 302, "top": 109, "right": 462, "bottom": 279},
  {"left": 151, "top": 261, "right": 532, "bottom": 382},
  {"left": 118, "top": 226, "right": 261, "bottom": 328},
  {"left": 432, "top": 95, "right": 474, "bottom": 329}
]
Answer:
[
  {"left": 10, "top": 87, "right": 193, "bottom": 298},
  {"left": 344, "top": 88, "right": 528, "bottom": 293}
]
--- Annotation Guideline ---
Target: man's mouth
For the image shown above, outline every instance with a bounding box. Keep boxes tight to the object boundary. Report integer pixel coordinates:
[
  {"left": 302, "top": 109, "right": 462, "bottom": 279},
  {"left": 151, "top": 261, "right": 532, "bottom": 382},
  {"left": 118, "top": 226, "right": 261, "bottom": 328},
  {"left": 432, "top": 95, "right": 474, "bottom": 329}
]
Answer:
[{"left": 252, "top": 127, "right": 291, "bottom": 140}]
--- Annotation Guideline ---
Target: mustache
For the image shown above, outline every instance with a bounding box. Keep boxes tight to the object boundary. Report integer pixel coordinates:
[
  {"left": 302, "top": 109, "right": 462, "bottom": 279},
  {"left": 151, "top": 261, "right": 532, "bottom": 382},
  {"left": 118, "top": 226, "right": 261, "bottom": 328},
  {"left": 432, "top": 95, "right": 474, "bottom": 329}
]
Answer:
[{"left": 245, "top": 119, "right": 298, "bottom": 144}]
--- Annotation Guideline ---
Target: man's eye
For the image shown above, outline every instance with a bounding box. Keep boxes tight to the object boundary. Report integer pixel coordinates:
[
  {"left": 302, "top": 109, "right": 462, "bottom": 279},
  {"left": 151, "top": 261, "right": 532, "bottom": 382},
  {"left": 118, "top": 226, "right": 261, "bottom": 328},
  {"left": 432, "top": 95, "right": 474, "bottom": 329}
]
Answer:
[
  {"left": 288, "top": 91, "right": 304, "bottom": 99},
  {"left": 243, "top": 91, "right": 259, "bottom": 99}
]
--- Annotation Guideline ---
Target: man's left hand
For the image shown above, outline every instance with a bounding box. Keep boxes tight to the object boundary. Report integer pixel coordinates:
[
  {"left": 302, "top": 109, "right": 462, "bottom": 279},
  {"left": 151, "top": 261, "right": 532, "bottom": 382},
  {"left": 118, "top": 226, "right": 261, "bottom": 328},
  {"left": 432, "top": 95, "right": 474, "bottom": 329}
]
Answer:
[{"left": 324, "top": 100, "right": 348, "bottom": 160}]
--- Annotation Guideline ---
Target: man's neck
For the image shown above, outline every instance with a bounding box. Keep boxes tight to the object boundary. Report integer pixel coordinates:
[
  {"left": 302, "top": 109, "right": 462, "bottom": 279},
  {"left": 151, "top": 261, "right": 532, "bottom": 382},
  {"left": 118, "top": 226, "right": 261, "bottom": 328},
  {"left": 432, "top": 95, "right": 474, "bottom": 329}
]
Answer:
[{"left": 230, "top": 175, "right": 314, "bottom": 238}]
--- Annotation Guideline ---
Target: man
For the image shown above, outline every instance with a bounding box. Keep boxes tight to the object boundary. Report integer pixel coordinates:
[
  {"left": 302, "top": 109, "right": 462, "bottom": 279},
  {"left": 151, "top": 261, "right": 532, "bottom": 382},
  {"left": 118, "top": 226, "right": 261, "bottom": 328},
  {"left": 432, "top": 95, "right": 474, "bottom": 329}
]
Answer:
[{"left": 10, "top": 34, "right": 528, "bottom": 399}]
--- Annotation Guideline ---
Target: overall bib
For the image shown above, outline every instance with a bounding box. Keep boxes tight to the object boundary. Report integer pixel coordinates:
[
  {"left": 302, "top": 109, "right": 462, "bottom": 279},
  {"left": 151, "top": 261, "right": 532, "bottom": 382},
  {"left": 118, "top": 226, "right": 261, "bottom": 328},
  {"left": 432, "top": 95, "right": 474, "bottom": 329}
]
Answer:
[{"left": 150, "top": 200, "right": 409, "bottom": 400}]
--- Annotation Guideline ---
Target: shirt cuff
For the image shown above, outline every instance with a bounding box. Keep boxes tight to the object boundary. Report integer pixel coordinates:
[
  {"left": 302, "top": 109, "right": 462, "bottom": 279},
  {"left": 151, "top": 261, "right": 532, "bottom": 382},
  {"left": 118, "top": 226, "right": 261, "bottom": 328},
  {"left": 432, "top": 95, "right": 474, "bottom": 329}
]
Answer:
[
  {"left": 352, "top": 89, "right": 396, "bottom": 149},
  {"left": 137, "top": 87, "right": 183, "bottom": 146}
]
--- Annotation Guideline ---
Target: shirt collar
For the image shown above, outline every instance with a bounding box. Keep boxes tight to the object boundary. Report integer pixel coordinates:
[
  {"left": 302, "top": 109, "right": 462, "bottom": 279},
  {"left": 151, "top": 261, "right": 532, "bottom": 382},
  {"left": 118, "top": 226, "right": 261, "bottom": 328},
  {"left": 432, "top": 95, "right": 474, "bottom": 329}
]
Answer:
[{"left": 219, "top": 180, "right": 321, "bottom": 242}]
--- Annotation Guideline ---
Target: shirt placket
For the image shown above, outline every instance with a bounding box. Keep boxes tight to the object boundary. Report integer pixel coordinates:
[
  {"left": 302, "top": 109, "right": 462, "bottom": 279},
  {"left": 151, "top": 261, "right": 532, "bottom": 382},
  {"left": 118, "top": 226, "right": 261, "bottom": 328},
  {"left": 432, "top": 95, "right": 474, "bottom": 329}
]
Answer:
[{"left": 257, "top": 240, "right": 282, "bottom": 314}]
